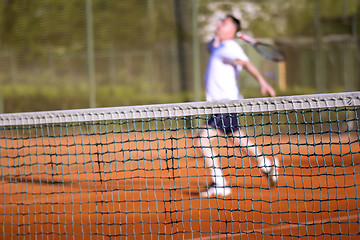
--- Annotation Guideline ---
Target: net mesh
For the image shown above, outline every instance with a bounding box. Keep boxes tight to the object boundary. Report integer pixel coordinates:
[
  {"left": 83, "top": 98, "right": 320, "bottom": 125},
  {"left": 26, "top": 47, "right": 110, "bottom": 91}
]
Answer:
[{"left": 1, "top": 92, "right": 360, "bottom": 239}]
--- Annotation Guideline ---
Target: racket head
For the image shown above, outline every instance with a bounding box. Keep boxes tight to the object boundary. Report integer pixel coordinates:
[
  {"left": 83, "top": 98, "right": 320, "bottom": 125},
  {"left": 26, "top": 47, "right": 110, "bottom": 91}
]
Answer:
[{"left": 253, "top": 42, "right": 286, "bottom": 62}]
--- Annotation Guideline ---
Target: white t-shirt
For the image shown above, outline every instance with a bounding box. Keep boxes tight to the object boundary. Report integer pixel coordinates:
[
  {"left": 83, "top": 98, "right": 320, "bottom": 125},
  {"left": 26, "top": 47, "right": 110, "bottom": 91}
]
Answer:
[{"left": 205, "top": 39, "right": 249, "bottom": 102}]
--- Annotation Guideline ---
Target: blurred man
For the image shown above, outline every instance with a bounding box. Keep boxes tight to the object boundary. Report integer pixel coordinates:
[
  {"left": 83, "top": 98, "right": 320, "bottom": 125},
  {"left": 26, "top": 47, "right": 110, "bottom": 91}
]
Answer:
[{"left": 196, "top": 15, "right": 279, "bottom": 198}]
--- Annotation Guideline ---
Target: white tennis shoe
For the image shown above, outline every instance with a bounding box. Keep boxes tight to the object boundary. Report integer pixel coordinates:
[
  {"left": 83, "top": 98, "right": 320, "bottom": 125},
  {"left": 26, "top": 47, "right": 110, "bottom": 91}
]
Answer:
[
  {"left": 266, "top": 167, "right": 278, "bottom": 187},
  {"left": 265, "top": 157, "right": 279, "bottom": 187},
  {"left": 200, "top": 183, "right": 231, "bottom": 198}
]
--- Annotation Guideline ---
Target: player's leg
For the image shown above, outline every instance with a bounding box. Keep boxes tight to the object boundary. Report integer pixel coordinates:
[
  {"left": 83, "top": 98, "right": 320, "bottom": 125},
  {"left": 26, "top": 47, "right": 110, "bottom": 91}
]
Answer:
[
  {"left": 195, "top": 121, "right": 231, "bottom": 197},
  {"left": 196, "top": 127, "right": 227, "bottom": 185},
  {"left": 231, "top": 129, "right": 279, "bottom": 187}
]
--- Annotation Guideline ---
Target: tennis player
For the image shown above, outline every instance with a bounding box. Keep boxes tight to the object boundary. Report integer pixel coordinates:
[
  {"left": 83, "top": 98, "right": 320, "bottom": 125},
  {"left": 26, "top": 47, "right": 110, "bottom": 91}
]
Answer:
[{"left": 197, "top": 15, "right": 279, "bottom": 198}]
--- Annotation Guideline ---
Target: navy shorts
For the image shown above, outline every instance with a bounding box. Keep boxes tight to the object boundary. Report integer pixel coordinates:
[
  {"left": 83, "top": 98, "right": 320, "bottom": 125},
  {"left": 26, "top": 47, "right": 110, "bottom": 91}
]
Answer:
[{"left": 207, "top": 113, "right": 240, "bottom": 134}]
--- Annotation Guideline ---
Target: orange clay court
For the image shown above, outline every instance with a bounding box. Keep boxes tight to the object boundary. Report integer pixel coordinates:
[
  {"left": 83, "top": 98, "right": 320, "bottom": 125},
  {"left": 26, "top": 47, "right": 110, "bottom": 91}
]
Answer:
[{"left": 1, "top": 129, "right": 359, "bottom": 239}]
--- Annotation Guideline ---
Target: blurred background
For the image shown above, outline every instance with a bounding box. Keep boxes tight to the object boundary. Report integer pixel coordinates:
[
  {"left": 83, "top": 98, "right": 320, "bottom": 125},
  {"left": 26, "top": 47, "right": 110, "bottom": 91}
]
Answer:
[{"left": 0, "top": 0, "right": 359, "bottom": 113}]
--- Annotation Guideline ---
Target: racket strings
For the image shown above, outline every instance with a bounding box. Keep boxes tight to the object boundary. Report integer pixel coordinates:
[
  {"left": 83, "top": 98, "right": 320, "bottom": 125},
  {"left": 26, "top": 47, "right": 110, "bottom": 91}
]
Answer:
[{"left": 255, "top": 43, "right": 285, "bottom": 62}]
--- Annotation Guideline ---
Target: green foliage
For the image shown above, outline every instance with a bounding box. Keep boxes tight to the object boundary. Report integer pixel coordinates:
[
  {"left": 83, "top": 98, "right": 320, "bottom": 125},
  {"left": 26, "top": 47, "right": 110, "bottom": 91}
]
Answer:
[
  {"left": 0, "top": 0, "right": 177, "bottom": 62},
  {"left": 198, "top": 0, "right": 360, "bottom": 38},
  {"left": 1, "top": 84, "right": 187, "bottom": 113},
  {"left": 320, "top": 0, "right": 358, "bottom": 17}
]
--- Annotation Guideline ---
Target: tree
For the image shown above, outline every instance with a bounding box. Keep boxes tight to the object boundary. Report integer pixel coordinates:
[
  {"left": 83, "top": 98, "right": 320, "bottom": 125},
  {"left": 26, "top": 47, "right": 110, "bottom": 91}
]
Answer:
[{"left": 197, "top": 0, "right": 359, "bottom": 40}]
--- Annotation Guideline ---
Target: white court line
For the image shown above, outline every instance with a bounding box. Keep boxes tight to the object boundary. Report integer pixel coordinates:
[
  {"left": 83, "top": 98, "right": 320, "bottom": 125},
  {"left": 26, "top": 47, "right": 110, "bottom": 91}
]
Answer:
[{"left": 191, "top": 214, "right": 359, "bottom": 240}]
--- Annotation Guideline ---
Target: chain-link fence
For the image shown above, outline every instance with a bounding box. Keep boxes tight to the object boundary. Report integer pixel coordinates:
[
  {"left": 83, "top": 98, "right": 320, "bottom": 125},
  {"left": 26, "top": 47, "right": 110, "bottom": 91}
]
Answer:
[{"left": 0, "top": 0, "right": 359, "bottom": 113}]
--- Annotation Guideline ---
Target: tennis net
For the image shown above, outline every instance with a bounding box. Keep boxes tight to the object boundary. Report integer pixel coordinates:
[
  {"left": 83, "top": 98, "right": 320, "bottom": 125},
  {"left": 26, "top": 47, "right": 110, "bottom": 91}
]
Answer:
[{"left": 0, "top": 92, "right": 359, "bottom": 239}]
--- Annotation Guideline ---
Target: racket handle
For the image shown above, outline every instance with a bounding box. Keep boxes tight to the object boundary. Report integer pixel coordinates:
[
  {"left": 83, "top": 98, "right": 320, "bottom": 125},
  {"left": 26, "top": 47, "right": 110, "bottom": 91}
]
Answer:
[{"left": 237, "top": 34, "right": 257, "bottom": 44}]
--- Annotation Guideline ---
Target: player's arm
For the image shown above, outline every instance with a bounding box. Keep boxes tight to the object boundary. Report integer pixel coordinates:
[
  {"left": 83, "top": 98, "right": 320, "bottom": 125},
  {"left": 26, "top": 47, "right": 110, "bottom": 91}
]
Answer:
[
  {"left": 235, "top": 59, "right": 276, "bottom": 97},
  {"left": 207, "top": 36, "right": 221, "bottom": 53}
]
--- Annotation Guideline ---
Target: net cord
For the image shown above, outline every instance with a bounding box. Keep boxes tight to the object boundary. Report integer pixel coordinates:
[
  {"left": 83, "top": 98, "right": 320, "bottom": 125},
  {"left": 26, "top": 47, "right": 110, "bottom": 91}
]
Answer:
[{"left": 0, "top": 91, "right": 359, "bottom": 126}]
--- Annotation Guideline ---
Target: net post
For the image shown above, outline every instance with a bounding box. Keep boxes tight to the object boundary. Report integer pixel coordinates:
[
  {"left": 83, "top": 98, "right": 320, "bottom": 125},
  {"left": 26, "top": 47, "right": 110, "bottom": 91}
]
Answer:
[{"left": 86, "top": 0, "right": 96, "bottom": 108}]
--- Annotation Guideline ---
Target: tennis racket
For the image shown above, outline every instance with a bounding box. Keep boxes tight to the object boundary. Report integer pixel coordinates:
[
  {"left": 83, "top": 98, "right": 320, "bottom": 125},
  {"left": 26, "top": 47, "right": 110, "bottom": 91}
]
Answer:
[{"left": 237, "top": 33, "right": 286, "bottom": 62}]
